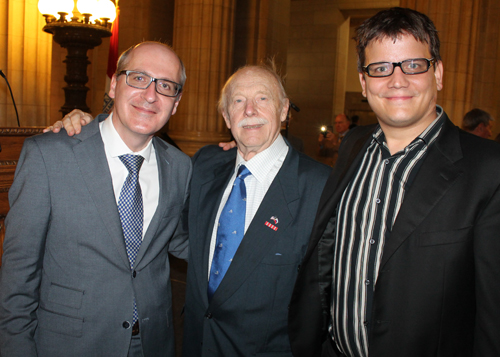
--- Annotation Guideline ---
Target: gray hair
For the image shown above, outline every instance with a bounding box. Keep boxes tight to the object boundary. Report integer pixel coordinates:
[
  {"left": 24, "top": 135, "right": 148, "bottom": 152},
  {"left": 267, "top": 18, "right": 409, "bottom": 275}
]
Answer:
[{"left": 462, "top": 108, "right": 494, "bottom": 131}]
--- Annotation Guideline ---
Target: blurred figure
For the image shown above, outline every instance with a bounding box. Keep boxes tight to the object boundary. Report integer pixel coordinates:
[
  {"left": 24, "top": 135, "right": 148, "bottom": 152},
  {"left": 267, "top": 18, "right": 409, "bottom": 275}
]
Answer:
[
  {"left": 318, "top": 114, "right": 351, "bottom": 166},
  {"left": 462, "top": 108, "right": 494, "bottom": 139},
  {"left": 317, "top": 125, "right": 336, "bottom": 166},
  {"left": 334, "top": 113, "right": 351, "bottom": 140}
]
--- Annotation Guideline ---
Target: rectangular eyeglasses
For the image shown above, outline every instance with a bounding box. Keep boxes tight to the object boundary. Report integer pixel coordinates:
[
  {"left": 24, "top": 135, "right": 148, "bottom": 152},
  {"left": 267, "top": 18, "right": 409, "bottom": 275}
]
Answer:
[{"left": 362, "top": 58, "right": 436, "bottom": 77}]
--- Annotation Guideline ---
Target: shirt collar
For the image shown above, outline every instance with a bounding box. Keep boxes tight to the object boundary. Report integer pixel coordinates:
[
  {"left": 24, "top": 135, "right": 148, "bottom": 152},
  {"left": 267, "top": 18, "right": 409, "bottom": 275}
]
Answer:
[
  {"left": 100, "top": 112, "right": 154, "bottom": 162},
  {"left": 372, "top": 105, "right": 445, "bottom": 148},
  {"left": 235, "top": 134, "right": 288, "bottom": 183}
]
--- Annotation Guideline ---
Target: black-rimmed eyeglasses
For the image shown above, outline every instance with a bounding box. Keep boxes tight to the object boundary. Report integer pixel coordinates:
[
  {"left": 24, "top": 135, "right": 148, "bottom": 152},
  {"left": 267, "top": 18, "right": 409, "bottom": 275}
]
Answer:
[
  {"left": 118, "top": 70, "right": 182, "bottom": 97},
  {"left": 362, "top": 58, "right": 436, "bottom": 77}
]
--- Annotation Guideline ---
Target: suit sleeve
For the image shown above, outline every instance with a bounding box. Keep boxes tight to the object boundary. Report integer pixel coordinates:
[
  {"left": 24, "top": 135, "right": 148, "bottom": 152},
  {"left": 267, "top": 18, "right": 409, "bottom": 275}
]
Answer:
[
  {"left": 474, "top": 181, "right": 500, "bottom": 355},
  {"left": 0, "top": 138, "right": 51, "bottom": 356},
  {"left": 167, "top": 159, "right": 192, "bottom": 261}
]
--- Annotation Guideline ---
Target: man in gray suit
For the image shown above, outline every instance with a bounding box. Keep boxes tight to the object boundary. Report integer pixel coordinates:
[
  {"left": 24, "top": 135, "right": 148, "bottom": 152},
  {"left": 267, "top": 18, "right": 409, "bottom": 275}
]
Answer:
[{"left": 0, "top": 42, "right": 191, "bottom": 356}]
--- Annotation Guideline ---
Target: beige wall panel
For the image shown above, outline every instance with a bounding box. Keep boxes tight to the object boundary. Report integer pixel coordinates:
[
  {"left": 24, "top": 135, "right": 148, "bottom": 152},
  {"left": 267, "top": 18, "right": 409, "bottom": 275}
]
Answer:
[{"left": 0, "top": 0, "right": 51, "bottom": 126}]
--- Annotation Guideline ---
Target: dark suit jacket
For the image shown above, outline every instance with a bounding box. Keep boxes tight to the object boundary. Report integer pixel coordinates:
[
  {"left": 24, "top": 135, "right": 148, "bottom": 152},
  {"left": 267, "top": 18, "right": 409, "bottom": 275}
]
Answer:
[
  {"left": 289, "top": 112, "right": 500, "bottom": 356},
  {"left": 0, "top": 115, "right": 192, "bottom": 356},
  {"left": 182, "top": 142, "right": 331, "bottom": 356}
]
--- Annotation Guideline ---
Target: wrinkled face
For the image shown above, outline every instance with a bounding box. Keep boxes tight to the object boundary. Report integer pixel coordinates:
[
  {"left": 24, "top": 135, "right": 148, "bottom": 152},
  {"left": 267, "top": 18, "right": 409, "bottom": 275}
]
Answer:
[
  {"left": 359, "top": 34, "right": 443, "bottom": 134},
  {"left": 222, "top": 69, "right": 289, "bottom": 158},
  {"left": 109, "top": 43, "right": 182, "bottom": 147},
  {"left": 334, "top": 115, "right": 350, "bottom": 134}
]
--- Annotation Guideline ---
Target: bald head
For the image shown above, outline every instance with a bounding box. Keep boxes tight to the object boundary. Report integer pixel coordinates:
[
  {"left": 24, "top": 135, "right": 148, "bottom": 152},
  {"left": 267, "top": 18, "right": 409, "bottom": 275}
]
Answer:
[
  {"left": 116, "top": 41, "right": 186, "bottom": 87},
  {"left": 334, "top": 114, "right": 350, "bottom": 135},
  {"left": 219, "top": 65, "right": 289, "bottom": 160}
]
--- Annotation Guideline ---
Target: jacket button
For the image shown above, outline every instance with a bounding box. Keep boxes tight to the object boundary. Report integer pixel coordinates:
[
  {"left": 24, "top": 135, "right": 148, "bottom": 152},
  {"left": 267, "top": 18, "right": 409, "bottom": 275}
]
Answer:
[
  {"left": 133, "top": 271, "right": 137, "bottom": 278},
  {"left": 205, "top": 312, "right": 213, "bottom": 319},
  {"left": 123, "top": 321, "right": 131, "bottom": 329}
]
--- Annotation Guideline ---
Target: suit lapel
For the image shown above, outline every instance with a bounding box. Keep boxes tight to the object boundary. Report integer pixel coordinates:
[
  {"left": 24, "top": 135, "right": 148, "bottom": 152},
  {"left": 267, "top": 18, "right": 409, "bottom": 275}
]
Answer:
[
  {"left": 134, "top": 138, "right": 174, "bottom": 268},
  {"left": 303, "top": 128, "right": 374, "bottom": 262},
  {"left": 208, "top": 149, "right": 299, "bottom": 310},
  {"left": 72, "top": 119, "right": 130, "bottom": 268},
  {"left": 381, "top": 118, "right": 464, "bottom": 267},
  {"left": 194, "top": 156, "right": 235, "bottom": 305}
]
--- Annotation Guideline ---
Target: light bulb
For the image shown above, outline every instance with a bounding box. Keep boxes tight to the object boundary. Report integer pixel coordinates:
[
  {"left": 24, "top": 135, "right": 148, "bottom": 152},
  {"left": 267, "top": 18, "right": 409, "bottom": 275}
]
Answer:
[
  {"left": 54, "top": 0, "right": 75, "bottom": 15},
  {"left": 99, "top": 0, "right": 116, "bottom": 22},
  {"left": 77, "top": 0, "right": 98, "bottom": 15},
  {"left": 38, "top": 0, "right": 58, "bottom": 16}
]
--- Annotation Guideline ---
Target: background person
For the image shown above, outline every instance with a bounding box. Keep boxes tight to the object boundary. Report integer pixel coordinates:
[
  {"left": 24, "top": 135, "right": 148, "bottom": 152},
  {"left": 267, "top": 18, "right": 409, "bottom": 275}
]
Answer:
[{"left": 461, "top": 108, "right": 494, "bottom": 139}]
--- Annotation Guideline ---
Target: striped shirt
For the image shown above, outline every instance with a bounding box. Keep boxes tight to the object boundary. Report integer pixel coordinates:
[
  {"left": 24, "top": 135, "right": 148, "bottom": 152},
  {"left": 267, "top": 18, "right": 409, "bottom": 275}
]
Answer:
[{"left": 331, "top": 107, "right": 444, "bottom": 357}]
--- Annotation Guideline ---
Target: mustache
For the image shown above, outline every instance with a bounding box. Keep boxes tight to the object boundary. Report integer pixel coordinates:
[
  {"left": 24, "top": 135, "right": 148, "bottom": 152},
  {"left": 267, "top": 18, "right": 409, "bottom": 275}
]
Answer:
[{"left": 237, "top": 117, "right": 268, "bottom": 128}]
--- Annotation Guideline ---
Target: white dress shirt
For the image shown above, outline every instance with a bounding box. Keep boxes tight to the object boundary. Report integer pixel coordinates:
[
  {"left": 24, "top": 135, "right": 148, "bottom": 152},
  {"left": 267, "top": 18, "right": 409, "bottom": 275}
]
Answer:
[
  {"left": 208, "top": 135, "right": 289, "bottom": 275},
  {"left": 100, "top": 114, "right": 159, "bottom": 239}
]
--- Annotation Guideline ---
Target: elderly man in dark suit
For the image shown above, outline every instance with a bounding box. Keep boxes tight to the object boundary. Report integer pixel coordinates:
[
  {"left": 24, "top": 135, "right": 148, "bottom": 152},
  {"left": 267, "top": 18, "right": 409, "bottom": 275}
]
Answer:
[
  {"left": 182, "top": 64, "right": 330, "bottom": 356},
  {"left": 290, "top": 7, "right": 500, "bottom": 357},
  {"left": 0, "top": 42, "right": 191, "bottom": 356}
]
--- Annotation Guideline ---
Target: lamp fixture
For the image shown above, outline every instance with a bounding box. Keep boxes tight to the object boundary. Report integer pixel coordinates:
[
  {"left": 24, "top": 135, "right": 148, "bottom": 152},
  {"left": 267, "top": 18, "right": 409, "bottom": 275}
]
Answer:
[{"left": 38, "top": 0, "right": 117, "bottom": 116}]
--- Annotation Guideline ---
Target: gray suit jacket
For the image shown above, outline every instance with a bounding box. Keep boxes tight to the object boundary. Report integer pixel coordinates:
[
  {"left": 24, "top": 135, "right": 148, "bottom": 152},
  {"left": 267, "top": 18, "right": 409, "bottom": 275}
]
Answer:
[
  {"left": 182, "top": 143, "right": 330, "bottom": 356},
  {"left": 0, "top": 114, "right": 192, "bottom": 357}
]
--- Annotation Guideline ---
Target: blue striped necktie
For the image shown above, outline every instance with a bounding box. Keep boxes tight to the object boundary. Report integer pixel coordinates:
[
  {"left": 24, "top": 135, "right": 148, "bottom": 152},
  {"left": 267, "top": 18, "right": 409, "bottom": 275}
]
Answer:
[
  {"left": 208, "top": 165, "right": 252, "bottom": 300},
  {"left": 118, "top": 154, "right": 144, "bottom": 324}
]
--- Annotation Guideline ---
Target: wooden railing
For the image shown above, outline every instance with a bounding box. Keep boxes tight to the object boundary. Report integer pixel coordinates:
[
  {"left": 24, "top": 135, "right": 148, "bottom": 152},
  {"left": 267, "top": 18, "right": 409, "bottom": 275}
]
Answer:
[{"left": 0, "top": 127, "right": 44, "bottom": 267}]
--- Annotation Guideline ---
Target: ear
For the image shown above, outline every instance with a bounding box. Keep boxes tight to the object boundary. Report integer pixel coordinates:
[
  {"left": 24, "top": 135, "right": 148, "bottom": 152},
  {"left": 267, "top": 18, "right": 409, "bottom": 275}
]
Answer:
[
  {"left": 434, "top": 60, "right": 444, "bottom": 91},
  {"left": 171, "top": 93, "right": 182, "bottom": 115},
  {"left": 222, "top": 110, "right": 231, "bottom": 129},
  {"left": 280, "top": 98, "right": 290, "bottom": 123},
  {"left": 359, "top": 72, "right": 367, "bottom": 97},
  {"left": 109, "top": 74, "right": 118, "bottom": 99}
]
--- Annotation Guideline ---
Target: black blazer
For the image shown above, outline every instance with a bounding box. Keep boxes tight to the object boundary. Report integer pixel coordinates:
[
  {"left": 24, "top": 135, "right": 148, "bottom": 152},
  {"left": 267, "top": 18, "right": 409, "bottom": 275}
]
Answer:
[
  {"left": 183, "top": 143, "right": 331, "bottom": 356},
  {"left": 289, "top": 112, "right": 500, "bottom": 356}
]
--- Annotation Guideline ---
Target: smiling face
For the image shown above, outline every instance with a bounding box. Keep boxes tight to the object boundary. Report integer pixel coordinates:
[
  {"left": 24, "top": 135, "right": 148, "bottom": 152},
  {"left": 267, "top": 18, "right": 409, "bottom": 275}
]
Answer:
[
  {"left": 222, "top": 68, "right": 289, "bottom": 160},
  {"left": 359, "top": 34, "right": 443, "bottom": 137},
  {"left": 109, "top": 43, "right": 182, "bottom": 151}
]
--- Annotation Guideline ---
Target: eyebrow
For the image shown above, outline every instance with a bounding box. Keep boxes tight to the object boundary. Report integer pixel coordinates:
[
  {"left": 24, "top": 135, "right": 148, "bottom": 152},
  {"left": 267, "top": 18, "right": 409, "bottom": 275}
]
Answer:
[
  {"left": 231, "top": 89, "right": 273, "bottom": 98},
  {"left": 128, "top": 69, "right": 177, "bottom": 82}
]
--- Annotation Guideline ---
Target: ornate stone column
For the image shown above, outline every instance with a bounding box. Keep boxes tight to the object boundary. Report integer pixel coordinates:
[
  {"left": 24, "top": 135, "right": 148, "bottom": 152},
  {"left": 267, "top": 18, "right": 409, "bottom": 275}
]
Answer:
[{"left": 169, "top": 0, "right": 236, "bottom": 156}]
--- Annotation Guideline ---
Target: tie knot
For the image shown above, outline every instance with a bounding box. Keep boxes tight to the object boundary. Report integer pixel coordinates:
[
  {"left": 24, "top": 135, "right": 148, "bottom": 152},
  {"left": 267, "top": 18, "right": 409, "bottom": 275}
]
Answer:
[
  {"left": 119, "top": 154, "right": 144, "bottom": 174},
  {"left": 237, "top": 165, "right": 251, "bottom": 180}
]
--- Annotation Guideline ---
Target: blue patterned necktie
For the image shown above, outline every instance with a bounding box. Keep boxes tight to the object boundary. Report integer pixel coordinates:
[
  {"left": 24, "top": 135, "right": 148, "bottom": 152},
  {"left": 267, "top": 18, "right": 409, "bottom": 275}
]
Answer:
[
  {"left": 118, "top": 154, "right": 144, "bottom": 324},
  {"left": 208, "top": 165, "right": 252, "bottom": 300}
]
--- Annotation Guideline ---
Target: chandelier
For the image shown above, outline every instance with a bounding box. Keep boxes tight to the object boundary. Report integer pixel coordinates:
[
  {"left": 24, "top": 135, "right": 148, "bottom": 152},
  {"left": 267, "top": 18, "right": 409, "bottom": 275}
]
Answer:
[{"left": 38, "top": 0, "right": 117, "bottom": 116}]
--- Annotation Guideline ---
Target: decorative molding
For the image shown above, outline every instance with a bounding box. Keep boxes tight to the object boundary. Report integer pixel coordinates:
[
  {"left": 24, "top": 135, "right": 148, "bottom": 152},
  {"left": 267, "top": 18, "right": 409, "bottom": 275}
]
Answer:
[
  {"left": 0, "top": 161, "right": 18, "bottom": 166},
  {"left": 0, "top": 127, "right": 44, "bottom": 136}
]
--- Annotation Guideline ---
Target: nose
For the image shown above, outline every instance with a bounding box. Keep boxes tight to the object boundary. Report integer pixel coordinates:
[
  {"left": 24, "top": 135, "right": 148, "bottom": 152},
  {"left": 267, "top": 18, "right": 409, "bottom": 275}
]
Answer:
[
  {"left": 141, "top": 80, "right": 159, "bottom": 103},
  {"left": 245, "top": 100, "right": 257, "bottom": 116},
  {"left": 388, "top": 66, "right": 409, "bottom": 89}
]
